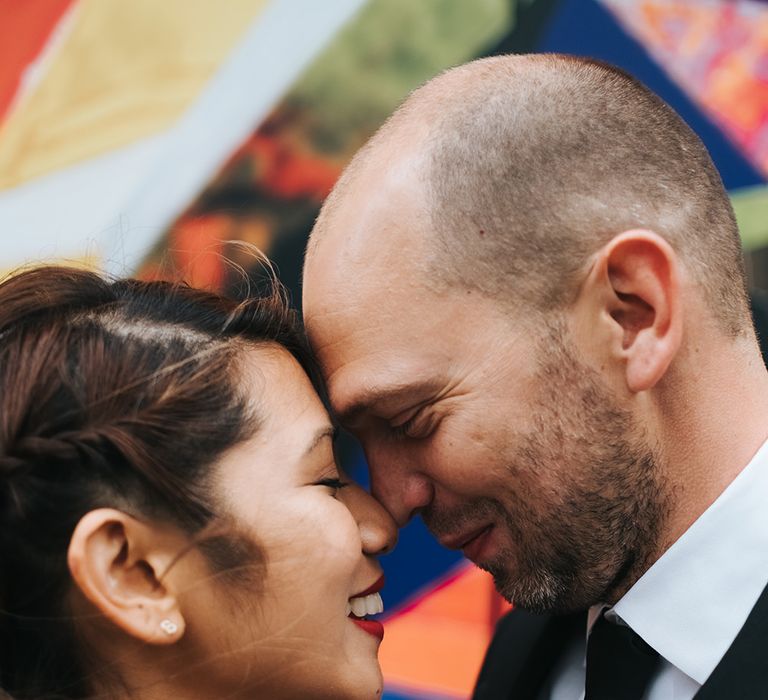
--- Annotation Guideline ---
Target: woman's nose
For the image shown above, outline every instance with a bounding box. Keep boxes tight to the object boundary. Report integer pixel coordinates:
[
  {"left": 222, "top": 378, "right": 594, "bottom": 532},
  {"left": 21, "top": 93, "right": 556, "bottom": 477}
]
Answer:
[{"left": 345, "top": 484, "right": 398, "bottom": 555}]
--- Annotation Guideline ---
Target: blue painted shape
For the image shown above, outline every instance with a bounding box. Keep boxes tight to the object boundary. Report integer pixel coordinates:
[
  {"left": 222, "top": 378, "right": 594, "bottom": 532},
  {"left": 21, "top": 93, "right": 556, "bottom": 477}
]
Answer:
[
  {"left": 380, "top": 516, "right": 466, "bottom": 613},
  {"left": 346, "top": 447, "right": 372, "bottom": 488},
  {"left": 536, "top": 0, "right": 765, "bottom": 190},
  {"left": 383, "top": 691, "right": 418, "bottom": 700},
  {"left": 346, "top": 449, "right": 465, "bottom": 613}
]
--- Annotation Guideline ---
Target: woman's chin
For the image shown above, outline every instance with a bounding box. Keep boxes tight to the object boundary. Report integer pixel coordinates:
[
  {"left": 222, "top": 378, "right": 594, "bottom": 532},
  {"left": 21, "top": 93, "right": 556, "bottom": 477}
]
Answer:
[{"left": 332, "top": 655, "right": 384, "bottom": 700}]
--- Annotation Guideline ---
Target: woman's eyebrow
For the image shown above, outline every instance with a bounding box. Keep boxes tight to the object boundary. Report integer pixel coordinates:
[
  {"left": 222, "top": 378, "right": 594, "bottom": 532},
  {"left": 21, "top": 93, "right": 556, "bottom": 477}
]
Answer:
[{"left": 302, "top": 425, "right": 336, "bottom": 458}]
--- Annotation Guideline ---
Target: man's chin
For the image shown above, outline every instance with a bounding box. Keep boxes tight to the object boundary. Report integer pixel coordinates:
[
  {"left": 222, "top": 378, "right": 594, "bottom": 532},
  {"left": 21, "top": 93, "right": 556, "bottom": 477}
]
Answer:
[{"left": 482, "top": 560, "right": 585, "bottom": 615}]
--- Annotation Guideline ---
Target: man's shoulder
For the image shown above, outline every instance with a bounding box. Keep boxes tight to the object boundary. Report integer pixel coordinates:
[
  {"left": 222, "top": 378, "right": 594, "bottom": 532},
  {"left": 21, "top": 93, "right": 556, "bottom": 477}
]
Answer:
[
  {"left": 473, "top": 608, "right": 585, "bottom": 700},
  {"left": 485, "top": 607, "right": 553, "bottom": 656}
]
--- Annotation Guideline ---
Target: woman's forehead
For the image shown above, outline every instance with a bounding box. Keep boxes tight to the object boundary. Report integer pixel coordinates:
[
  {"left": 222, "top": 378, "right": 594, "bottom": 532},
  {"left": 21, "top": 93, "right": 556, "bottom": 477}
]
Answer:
[{"left": 237, "top": 345, "right": 330, "bottom": 441}]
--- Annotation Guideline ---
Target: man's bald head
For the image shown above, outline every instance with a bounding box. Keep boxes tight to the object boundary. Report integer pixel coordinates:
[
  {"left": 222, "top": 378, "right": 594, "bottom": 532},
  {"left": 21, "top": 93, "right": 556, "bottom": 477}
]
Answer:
[
  {"left": 302, "top": 54, "right": 768, "bottom": 616},
  {"left": 308, "top": 53, "right": 749, "bottom": 335}
]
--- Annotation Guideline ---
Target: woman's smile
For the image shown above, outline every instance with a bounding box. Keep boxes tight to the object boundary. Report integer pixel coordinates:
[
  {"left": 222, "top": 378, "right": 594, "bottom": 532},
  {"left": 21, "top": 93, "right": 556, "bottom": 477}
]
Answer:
[{"left": 347, "top": 575, "right": 386, "bottom": 640}]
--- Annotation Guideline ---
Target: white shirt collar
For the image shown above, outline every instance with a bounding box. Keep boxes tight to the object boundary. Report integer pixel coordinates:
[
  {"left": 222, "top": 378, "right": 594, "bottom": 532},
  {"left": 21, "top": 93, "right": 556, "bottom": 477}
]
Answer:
[{"left": 592, "top": 437, "right": 768, "bottom": 685}]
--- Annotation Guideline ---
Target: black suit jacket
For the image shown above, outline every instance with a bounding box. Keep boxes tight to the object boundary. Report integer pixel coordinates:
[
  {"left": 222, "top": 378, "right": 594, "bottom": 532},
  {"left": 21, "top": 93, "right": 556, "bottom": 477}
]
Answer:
[{"left": 473, "top": 582, "right": 768, "bottom": 699}]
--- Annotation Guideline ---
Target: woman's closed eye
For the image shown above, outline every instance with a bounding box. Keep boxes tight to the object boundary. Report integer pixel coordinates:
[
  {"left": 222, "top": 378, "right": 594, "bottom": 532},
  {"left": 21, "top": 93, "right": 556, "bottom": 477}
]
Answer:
[{"left": 315, "top": 476, "right": 349, "bottom": 497}]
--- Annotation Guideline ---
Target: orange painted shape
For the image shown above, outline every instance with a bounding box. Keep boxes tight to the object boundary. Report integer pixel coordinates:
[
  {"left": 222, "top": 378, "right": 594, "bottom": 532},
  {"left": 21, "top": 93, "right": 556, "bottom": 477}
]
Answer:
[
  {"left": 169, "top": 214, "right": 229, "bottom": 291},
  {"left": 380, "top": 564, "right": 512, "bottom": 698},
  {"left": 0, "top": 0, "right": 73, "bottom": 121}
]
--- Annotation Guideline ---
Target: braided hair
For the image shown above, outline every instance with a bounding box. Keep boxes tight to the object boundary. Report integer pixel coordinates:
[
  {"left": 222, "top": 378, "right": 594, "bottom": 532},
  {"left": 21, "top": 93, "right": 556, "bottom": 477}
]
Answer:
[{"left": 0, "top": 265, "right": 311, "bottom": 699}]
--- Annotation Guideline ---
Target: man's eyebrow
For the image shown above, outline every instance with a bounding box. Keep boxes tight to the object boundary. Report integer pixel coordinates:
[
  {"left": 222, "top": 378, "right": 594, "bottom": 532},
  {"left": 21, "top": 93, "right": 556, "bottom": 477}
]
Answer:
[
  {"left": 336, "top": 383, "right": 431, "bottom": 426},
  {"left": 303, "top": 426, "right": 337, "bottom": 458},
  {"left": 337, "top": 398, "right": 378, "bottom": 427}
]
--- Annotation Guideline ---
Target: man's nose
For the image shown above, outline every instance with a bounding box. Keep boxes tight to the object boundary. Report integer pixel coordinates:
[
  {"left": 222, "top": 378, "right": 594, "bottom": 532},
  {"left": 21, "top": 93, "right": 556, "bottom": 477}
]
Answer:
[{"left": 367, "top": 450, "right": 434, "bottom": 528}]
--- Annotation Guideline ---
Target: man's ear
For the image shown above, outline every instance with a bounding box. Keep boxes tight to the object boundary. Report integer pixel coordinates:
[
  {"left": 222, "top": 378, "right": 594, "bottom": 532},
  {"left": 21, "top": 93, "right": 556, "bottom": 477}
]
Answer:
[
  {"left": 579, "top": 229, "right": 683, "bottom": 393},
  {"left": 67, "top": 509, "right": 188, "bottom": 646}
]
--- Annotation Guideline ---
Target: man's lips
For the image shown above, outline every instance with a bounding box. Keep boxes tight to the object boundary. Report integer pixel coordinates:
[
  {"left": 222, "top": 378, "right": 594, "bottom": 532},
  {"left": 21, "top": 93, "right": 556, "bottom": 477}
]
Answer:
[
  {"left": 440, "top": 525, "right": 494, "bottom": 561},
  {"left": 462, "top": 525, "right": 494, "bottom": 561},
  {"left": 439, "top": 524, "right": 492, "bottom": 551}
]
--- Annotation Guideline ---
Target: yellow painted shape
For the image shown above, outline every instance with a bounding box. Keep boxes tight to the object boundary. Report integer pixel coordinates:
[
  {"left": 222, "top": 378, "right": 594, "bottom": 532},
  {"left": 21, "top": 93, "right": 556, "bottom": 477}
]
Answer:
[
  {"left": 1, "top": 251, "right": 101, "bottom": 281},
  {"left": 0, "top": 0, "right": 267, "bottom": 189}
]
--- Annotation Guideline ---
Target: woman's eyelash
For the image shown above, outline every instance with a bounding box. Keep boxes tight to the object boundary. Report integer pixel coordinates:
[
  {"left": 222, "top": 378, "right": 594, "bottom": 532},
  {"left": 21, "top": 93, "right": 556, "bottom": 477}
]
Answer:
[{"left": 316, "top": 477, "right": 349, "bottom": 492}]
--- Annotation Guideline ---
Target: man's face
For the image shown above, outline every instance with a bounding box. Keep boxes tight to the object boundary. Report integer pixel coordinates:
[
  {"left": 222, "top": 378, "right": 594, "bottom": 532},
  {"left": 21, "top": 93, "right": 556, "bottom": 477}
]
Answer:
[{"left": 304, "top": 168, "right": 669, "bottom": 613}]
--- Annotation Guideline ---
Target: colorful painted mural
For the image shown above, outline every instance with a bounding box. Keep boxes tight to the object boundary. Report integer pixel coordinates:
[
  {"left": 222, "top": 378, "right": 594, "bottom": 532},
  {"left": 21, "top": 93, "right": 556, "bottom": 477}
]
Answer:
[
  {"left": 2, "top": 2, "right": 768, "bottom": 698},
  {"left": 604, "top": 0, "right": 768, "bottom": 176},
  {"left": 136, "top": 3, "right": 768, "bottom": 697},
  {"left": 0, "top": 0, "right": 367, "bottom": 275}
]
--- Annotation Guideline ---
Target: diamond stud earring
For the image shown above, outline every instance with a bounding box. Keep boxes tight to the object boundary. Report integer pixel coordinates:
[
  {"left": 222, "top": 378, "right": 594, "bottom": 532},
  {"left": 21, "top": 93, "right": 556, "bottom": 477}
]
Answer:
[{"left": 160, "top": 619, "right": 178, "bottom": 635}]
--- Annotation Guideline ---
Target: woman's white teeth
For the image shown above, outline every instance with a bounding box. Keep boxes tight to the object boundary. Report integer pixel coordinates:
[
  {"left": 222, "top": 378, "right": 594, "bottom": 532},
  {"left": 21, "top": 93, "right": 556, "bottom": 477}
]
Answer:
[{"left": 348, "top": 592, "right": 384, "bottom": 617}]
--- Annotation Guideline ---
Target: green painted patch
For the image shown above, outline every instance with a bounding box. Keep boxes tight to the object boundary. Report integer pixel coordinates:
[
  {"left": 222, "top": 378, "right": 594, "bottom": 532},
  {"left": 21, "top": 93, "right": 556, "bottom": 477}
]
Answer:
[{"left": 733, "top": 185, "right": 768, "bottom": 251}]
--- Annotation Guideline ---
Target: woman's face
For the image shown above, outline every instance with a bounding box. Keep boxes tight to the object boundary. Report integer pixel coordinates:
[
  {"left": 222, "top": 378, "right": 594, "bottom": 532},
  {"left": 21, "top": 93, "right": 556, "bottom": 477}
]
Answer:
[{"left": 179, "top": 346, "right": 397, "bottom": 699}]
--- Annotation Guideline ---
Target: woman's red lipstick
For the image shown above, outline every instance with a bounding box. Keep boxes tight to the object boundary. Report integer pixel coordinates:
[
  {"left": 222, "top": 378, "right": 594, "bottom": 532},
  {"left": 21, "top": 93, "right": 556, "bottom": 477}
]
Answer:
[
  {"left": 348, "top": 574, "right": 386, "bottom": 640},
  {"left": 351, "top": 618, "right": 384, "bottom": 640},
  {"left": 352, "top": 574, "right": 385, "bottom": 598}
]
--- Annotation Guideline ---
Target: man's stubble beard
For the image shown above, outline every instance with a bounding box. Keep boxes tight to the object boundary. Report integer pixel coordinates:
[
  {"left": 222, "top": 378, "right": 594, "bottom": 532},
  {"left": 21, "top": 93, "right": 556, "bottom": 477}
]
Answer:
[{"left": 424, "top": 318, "right": 671, "bottom": 614}]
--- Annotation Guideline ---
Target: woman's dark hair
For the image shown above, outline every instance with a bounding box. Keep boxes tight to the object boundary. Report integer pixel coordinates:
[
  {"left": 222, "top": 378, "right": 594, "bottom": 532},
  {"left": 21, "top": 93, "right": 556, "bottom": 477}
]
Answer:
[{"left": 0, "top": 265, "right": 312, "bottom": 699}]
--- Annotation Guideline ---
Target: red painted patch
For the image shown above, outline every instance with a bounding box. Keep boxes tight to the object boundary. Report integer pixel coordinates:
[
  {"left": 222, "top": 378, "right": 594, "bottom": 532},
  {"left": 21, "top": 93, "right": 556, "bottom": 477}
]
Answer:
[{"left": 0, "top": 0, "right": 74, "bottom": 122}]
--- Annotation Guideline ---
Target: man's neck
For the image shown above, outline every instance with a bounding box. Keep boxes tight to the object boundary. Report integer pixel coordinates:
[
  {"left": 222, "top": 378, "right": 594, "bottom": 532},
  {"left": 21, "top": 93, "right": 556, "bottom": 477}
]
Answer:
[{"left": 653, "top": 334, "right": 768, "bottom": 562}]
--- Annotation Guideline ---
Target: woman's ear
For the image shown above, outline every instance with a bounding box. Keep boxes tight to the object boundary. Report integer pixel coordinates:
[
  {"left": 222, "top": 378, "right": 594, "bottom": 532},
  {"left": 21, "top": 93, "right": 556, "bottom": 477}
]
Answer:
[
  {"left": 67, "top": 509, "right": 188, "bottom": 645},
  {"left": 578, "top": 229, "right": 683, "bottom": 393}
]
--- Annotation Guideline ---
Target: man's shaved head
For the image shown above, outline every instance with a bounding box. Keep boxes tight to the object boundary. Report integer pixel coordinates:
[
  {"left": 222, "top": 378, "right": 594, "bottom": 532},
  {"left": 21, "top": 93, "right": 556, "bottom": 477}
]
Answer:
[
  {"left": 309, "top": 53, "right": 748, "bottom": 334},
  {"left": 302, "top": 54, "right": 768, "bottom": 614}
]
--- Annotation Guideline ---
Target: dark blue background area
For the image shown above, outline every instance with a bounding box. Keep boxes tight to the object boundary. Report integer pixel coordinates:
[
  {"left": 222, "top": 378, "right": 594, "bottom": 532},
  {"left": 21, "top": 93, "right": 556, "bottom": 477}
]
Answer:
[
  {"left": 537, "top": 0, "right": 766, "bottom": 191},
  {"left": 383, "top": 689, "right": 456, "bottom": 700}
]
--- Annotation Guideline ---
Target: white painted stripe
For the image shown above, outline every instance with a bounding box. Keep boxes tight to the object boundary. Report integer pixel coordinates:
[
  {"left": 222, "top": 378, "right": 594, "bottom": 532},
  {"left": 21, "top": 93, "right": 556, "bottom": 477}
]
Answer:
[{"left": 0, "top": 133, "right": 166, "bottom": 266}]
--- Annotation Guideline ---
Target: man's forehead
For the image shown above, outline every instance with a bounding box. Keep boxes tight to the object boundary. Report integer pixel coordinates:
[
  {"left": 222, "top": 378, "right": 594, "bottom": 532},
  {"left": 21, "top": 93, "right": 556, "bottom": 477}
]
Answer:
[
  {"left": 304, "top": 232, "right": 422, "bottom": 357},
  {"left": 304, "top": 245, "right": 433, "bottom": 371},
  {"left": 311, "top": 315, "right": 416, "bottom": 396},
  {"left": 305, "top": 147, "right": 432, "bottom": 279},
  {"left": 306, "top": 259, "right": 516, "bottom": 384},
  {"left": 304, "top": 291, "right": 446, "bottom": 404},
  {"left": 306, "top": 279, "right": 453, "bottom": 383},
  {"left": 305, "top": 284, "right": 396, "bottom": 351}
]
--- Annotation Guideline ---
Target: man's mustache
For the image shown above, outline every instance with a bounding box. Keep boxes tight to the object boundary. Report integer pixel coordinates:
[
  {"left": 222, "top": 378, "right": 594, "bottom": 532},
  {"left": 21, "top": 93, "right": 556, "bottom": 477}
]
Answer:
[{"left": 421, "top": 498, "right": 505, "bottom": 538}]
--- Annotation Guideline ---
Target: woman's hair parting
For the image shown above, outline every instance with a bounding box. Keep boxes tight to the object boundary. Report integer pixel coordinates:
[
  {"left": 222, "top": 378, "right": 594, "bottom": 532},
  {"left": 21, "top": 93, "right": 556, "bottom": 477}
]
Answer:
[{"left": 0, "top": 265, "right": 311, "bottom": 699}]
